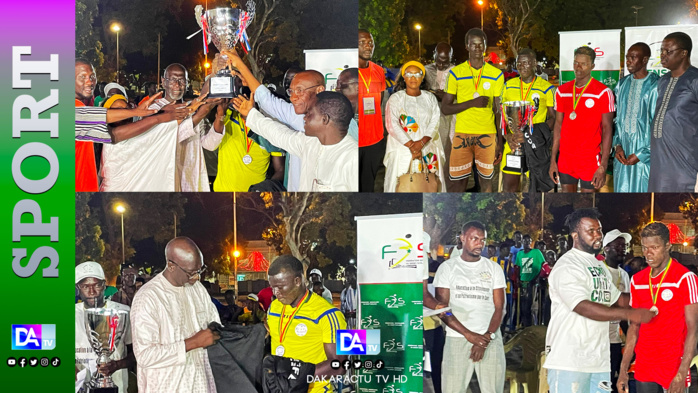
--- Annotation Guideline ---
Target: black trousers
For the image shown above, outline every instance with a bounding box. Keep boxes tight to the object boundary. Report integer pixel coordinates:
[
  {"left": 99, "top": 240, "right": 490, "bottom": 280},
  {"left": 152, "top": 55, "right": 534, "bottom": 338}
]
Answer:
[
  {"left": 520, "top": 281, "right": 533, "bottom": 327},
  {"left": 424, "top": 326, "right": 445, "bottom": 393},
  {"left": 359, "top": 138, "right": 386, "bottom": 192},
  {"left": 610, "top": 343, "right": 622, "bottom": 393}
]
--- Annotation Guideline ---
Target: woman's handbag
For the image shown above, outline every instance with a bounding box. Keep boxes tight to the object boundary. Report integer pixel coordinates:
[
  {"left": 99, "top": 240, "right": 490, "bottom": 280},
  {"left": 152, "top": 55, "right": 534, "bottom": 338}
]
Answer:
[{"left": 396, "top": 159, "right": 440, "bottom": 193}]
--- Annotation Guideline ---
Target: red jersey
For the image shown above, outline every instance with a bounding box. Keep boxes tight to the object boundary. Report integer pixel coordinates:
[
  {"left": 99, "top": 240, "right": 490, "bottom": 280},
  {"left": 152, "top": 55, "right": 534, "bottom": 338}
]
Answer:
[
  {"left": 75, "top": 99, "right": 98, "bottom": 192},
  {"left": 554, "top": 78, "right": 615, "bottom": 180},
  {"left": 629, "top": 261, "right": 698, "bottom": 388},
  {"left": 358, "top": 61, "right": 386, "bottom": 147}
]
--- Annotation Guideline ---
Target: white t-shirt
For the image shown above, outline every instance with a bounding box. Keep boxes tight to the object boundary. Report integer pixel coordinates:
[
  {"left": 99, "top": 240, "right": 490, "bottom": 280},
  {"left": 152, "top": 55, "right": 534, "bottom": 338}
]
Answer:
[
  {"left": 544, "top": 248, "right": 621, "bottom": 373},
  {"left": 76, "top": 300, "right": 132, "bottom": 393},
  {"left": 607, "top": 264, "right": 630, "bottom": 344},
  {"left": 433, "top": 255, "right": 506, "bottom": 337}
]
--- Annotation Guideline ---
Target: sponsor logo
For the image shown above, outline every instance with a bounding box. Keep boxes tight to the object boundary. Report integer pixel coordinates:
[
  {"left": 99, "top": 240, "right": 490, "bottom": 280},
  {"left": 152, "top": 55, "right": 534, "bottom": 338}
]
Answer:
[
  {"left": 384, "top": 294, "right": 405, "bottom": 309},
  {"left": 381, "top": 234, "right": 422, "bottom": 270}
]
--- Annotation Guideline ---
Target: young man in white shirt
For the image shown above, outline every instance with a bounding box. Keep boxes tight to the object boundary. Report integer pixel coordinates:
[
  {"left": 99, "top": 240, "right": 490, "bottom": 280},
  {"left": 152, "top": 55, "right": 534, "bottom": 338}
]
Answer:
[
  {"left": 544, "top": 208, "right": 654, "bottom": 393},
  {"left": 434, "top": 221, "right": 506, "bottom": 393}
]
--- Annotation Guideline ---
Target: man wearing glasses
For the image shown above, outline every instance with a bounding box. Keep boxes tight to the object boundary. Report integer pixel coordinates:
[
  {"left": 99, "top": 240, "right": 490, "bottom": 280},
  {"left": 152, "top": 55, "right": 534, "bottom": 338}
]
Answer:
[
  {"left": 101, "top": 63, "right": 221, "bottom": 191},
  {"left": 131, "top": 237, "right": 221, "bottom": 393},
  {"left": 221, "top": 49, "right": 327, "bottom": 192},
  {"left": 649, "top": 32, "right": 698, "bottom": 192},
  {"left": 75, "top": 261, "right": 135, "bottom": 393}
]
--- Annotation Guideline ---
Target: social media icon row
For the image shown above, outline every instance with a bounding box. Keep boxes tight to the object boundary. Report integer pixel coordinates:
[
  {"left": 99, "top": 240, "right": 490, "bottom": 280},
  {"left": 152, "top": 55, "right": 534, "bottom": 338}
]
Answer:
[
  {"left": 330, "top": 359, "right": 384, "bottom": 370},
  {"left": 7, "top": 357, "right": 60, "bottom": 368}
]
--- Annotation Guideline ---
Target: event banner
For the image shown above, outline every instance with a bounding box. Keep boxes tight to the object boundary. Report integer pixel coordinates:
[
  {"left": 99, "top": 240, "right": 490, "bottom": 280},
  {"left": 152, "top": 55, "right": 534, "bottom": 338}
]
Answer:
[
  {"left": 304, "top": 48, "right": 358, "bottom": 91},
  {"left": 356, "top": 213, "right": 424, "bottom": 393},
  {"left": 559, "top": 29, "right": 621, "bottom": 89},
  {"left": 625, "top": 24, "right": 698, "bottom": 76},
  {"left": 1, "top": 0, "right": 75, "bottom": 391}
]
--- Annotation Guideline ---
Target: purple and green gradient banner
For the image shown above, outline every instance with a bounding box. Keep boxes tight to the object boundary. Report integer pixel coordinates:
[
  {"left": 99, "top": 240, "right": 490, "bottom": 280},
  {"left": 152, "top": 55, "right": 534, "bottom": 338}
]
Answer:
[{"left": 1, "top": 1, "right": 75, "bottom": 390}]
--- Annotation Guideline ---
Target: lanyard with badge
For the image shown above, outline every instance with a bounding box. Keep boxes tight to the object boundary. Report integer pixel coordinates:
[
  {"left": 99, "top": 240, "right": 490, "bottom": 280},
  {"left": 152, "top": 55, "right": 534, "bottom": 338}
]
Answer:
[
  {"left": 242, "top": 119, "right": 253, "bottom": 165},
  {"left": 359, "top": 68, "right": 376, "bottom": 115},
  {"left": 469, "top": 61, "right": 485, "bottom": 99},
  {"left": 276, "top": 290, "right": 309, "bottom": 356},
  {"left": 648, "top": 259, "right": 672, "bottom": 315}
]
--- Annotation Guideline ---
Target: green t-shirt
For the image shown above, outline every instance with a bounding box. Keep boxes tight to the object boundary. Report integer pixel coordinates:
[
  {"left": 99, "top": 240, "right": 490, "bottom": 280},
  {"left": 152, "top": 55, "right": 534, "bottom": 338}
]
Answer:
[{"left": 515, "top": 249, "right": 544, "bottom": 282}]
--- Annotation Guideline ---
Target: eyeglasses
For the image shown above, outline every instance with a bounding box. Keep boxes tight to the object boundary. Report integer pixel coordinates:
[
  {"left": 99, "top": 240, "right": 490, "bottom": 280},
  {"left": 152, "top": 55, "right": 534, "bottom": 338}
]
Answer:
[
  {"left": 660, "top": 48, "right": 685, "bottom": 56},
  {"left": 404, "top": 71, "right": 424, "bottom": 79},
  {"left": 286, "top": 84, "right": 322, "bottom": 97},
  {"left": 77, "top": 281, "right": 105, "bottom": 291},
  {"left": 165, "top": 77, "right": 188, "bottom": 87},
  {"left": 168, "top": 260, "right": 206, "bottom": 279}
]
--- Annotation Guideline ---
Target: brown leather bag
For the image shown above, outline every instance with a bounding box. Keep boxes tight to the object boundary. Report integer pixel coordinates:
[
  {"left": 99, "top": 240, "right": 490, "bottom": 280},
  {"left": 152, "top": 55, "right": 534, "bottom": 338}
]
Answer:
[{"left": 396, "top": 160, "right": 440, "bottom": 193}]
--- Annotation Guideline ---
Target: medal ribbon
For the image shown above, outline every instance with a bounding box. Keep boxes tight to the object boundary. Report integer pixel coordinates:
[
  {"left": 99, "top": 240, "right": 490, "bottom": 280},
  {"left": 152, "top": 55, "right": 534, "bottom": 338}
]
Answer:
[
  {"left": 278, "top": 290, "right": 309, "bottom": 344},
  {"left": 359, "top": 68, "right": 372, "bottom": 93},
  {"left": 468, "top": 61, "right": 485, "bottom": 94},
  {"left": 649, "top": 259, "right": 672, "bottom": 307},
  {"left": 520, "top": 77, "right": 536, "bottom": 101},
  {"left": 242, "top": 118, "right": 252, "bottom": 154},
  {"left": 109, "top": 315, "right": 119, "bottom": 351},
  {"left": 572, "top": 78, "right": 592, "bottom": 112}
]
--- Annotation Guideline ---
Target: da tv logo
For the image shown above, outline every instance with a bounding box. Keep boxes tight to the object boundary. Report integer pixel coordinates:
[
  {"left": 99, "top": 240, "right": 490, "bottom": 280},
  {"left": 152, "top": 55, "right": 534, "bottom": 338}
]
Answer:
[
  {"left": 12, "top": 325, "right": 56, "bottom": 350},
  {"left": 336, "top": 329, "right": 380, "bottom": 355}
]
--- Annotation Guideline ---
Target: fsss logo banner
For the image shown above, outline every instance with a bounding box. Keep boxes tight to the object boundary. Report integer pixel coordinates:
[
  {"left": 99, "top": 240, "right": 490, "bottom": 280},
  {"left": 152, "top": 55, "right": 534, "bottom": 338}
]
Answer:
[
  {"left": 12, "top": 324, "right": 56, "bottom": 350},
  {"left": 336, "top": 329, "right": 380, "bottom": 355}
]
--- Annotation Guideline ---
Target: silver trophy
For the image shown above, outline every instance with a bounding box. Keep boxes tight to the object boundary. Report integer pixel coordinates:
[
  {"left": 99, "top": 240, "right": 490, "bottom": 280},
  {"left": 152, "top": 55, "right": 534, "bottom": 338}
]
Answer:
[
  {"left": 85, "top": 308, "right": 129, "bottom": 393},
  {"left": 195, "top": 1, "right": 256, "bottom": 98},
  {"left": 501, "top": 100, "right": 535, "bottom": 172}
]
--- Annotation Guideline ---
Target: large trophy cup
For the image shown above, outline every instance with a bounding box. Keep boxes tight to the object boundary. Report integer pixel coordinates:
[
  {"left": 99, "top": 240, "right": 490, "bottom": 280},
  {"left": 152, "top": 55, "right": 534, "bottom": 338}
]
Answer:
[
  {"left": 500, "top": 101, "right": 535, "bottom": 173},
  {"left": 85, "top": 308, "right": 129, "bottom": 393},
  {"left": 195, "top": 1, "right": 256, "bottom": 98}
]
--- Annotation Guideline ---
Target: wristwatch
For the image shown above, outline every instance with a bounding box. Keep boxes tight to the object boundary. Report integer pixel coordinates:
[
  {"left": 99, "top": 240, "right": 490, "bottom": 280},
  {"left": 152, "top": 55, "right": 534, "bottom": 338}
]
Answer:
[{"left": 486, "top": 331, "right": 496, "bottom": 340}]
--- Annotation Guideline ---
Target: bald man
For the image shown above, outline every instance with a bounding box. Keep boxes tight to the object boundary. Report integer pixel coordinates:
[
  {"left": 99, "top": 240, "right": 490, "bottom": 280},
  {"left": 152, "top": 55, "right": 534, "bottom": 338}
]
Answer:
[
  {"left": 100, "top": 63, "right": 220, "bottom": 191},
  {"left": 613, "top": 42, "right": 658, "bottom": 192},
  {"left": 131, "top": 237, "right": 221, "bottom": 393},
  {"left": 222, "top": 49, "right": 329, "bottom": 192}
]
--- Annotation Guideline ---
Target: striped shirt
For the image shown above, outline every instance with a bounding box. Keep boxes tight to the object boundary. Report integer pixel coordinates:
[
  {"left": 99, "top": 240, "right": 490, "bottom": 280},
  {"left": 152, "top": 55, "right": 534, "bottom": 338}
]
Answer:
[{"left": 75, "top": 106, "right": 110, "bottom": 143}]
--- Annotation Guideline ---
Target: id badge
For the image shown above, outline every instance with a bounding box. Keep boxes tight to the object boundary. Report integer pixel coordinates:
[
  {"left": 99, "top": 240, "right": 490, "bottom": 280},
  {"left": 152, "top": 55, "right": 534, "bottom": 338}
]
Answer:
[{"left": 363, "top": 96, "right": 376, "bottom": 115}]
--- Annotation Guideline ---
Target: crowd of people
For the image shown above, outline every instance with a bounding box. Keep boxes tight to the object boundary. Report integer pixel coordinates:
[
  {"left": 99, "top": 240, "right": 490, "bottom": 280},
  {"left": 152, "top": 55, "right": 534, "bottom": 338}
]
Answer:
[
  {"left": 359, "top": 27, "right": 698, "bottom": 193},
  {"left": 424, "top": 211, "right": 697, "bottom": 393},
  {"left": 75, "top": 50, "right": 359, "bottom": 193},
  {"left": 74, "top": 237, "right": 359, "bottom": 393}
]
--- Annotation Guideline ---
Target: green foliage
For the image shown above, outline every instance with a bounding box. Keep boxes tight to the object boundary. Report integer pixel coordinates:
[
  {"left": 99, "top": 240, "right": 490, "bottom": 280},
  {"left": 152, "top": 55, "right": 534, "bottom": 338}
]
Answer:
[
  {"left": 75, "top": 0, "right": 104, "bottom": 68},
  {"left": 359, "top": 0, "right": 410, "bottom": 67},
  {"left": 424, "top": 193, "right": 526, "bottom": 249}
]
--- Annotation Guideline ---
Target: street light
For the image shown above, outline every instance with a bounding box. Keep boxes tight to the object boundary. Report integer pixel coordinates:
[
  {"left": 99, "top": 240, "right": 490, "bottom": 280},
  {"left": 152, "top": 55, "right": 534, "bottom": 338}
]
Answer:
[
  {"left": 114, "top": 204, "right": 126, "bottom": 264},
  {"left": 414, "top": 24, "right": 422, "bottom": 60},
  {"left": 631, "top": 5, "right": 643, "bottom": 26},
  {"left": 478, "top": 0, "right": 484, "bottom": 30},
  {"left": 111, "top": 23, "right": 121, "bottom": 83}
]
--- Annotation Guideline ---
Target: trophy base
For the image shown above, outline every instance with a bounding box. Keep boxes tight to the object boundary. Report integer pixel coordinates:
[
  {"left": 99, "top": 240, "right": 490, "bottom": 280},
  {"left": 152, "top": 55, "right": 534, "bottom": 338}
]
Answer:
[
  {"left": 502, "top": 153, "right": 524, "bottom": 174},
  {"left": 209, "top": 75, "right": 235, "bottom": 99},
  {"left": 87, "top": 387, "right": 118, "bottom": 393}
]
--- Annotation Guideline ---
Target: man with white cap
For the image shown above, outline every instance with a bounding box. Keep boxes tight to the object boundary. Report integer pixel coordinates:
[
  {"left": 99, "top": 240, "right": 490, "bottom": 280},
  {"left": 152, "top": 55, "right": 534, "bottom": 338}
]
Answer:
[
  {"left": 309, "top": 268, "right": 333, "bottom": 304},
  {"left": 602, "top": 229, "right": 632, "bottom": 393},
  {"left": 618, "top": 222, "right": 698, "bottom": 393},
  {"left": 75, "top": 261, "right": 134, "bottom": 393},
  {"left": 544, "top": 208, "right": 654, "bottom": 393}
]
